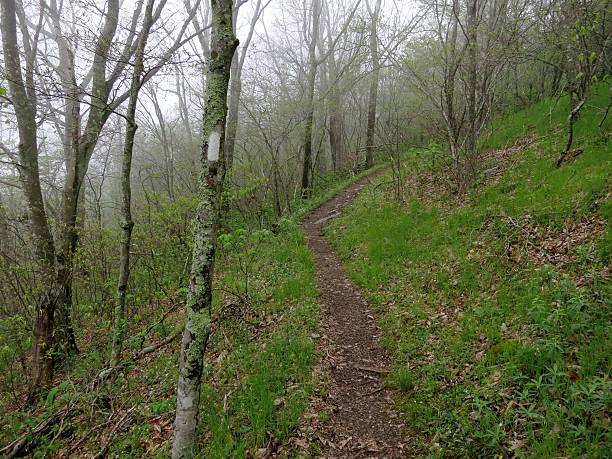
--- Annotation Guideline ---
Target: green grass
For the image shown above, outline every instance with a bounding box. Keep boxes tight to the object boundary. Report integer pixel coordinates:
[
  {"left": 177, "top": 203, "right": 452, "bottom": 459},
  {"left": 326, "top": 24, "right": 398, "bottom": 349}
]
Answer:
[
  {"left": 198, "top": 223, "right": 318, "bottom": 458},
  {"left": 327, "top": 82, "right": 611, "bottom": 458}
]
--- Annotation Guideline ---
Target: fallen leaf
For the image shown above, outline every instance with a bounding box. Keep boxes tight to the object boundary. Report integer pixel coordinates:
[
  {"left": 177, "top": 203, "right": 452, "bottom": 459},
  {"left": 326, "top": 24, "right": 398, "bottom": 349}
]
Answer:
[
  {"left": 338, "top": 437, "right": 352, "bottom": 449},
  {"left": 292, "top": 437, "right": 308, "bottom": 449}
]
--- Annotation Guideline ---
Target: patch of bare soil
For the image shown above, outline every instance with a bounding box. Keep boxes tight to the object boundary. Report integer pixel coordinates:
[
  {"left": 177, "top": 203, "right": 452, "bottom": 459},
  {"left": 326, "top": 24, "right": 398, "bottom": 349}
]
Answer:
[{"left": 293, "top": 171, "right": 409, "bottom": 458}]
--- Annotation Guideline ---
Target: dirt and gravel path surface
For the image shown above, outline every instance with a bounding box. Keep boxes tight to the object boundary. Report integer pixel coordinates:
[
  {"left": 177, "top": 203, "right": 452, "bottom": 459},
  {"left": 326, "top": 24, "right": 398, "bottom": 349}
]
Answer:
[{"left": 298, "top": 171, "right": 408, "bottom": 458}]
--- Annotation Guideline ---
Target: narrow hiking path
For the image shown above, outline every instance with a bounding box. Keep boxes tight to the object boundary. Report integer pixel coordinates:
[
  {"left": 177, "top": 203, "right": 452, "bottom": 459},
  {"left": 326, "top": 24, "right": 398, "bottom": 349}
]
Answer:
[{"left": 299, "top": 172, "right": 408, "bottom": 458}]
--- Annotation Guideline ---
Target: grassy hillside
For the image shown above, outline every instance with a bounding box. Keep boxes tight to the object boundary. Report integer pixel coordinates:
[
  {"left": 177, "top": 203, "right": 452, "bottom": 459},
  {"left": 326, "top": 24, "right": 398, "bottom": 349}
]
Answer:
[{"left": 327, "top": 83, "right": 611, "bottom": 457}]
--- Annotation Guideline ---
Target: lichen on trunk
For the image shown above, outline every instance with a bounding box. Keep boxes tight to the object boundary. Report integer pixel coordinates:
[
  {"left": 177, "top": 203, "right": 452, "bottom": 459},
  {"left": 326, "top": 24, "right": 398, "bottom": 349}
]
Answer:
[{"left": 171, "top": 0, "right": 238, "bottom": 457}]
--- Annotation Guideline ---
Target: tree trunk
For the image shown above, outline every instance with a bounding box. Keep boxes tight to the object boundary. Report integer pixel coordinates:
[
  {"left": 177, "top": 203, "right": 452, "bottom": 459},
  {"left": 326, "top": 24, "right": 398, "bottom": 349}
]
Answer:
[
  {"left": 51, "top": 0, "right": 120, "bottom": 365},
  {"left": 225, "top": 56, "right": 242, "bottom": 171},
  {"left": 465, "top": 0, "right": 478, "bottom": 186},
  {"left": 171, "top": 0, "right": 238, "bottom": 456},
  {"left": 441, "top": 0, "right": 464, "bottom": 190},
  {"left": 53, "top": 271, "right": 79, "bottom": 362},
  {"left": 111, "top": 0, "right": 155, "bottom": 365},
  {"left": 273, "top": 161, "right": 282, "bottom": 217},
  {"left": 301, "top": 0, "right": 321, "bottom": 198},
  {"left": 225, "top": 0, "right": 264, "bottom": 172},
  {"left": 328, "top": 87, "right": 345, "bottom": 171},
  {"left": 301, "top": 66, "right": 317, "bottom": 197},
  {"left": 365, "top": 0, "right": 381, "bottom": 169},
  {"left": 325, "top": 13, "right": 346, "bottom": 172},
  {"left": 324, "top": 49, "right": 345, "bottom": 171},
  {"left": 1, "top": 0, "right": 58, "bottom": 391}
]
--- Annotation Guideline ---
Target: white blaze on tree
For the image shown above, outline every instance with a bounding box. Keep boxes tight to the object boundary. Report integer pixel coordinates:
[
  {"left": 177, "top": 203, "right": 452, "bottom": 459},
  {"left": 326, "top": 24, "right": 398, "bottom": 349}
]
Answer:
[{"left": 208, "top": 129, "right": 221, "bottom": 161}]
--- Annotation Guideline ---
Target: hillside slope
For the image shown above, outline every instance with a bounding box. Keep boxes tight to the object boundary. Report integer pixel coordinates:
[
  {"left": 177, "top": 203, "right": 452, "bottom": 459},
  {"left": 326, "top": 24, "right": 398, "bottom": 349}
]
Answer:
[{"left": 326, "top": 83, "right": 611, "bottom": 457}]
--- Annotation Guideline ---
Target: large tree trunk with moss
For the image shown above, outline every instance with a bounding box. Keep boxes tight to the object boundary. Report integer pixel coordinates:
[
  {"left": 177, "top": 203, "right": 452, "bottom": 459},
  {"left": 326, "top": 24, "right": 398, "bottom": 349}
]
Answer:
[
  {"left": 1, "top": 0, "right": 58, "bottom": 392},
  {"left": 171, "top": 0, "right": 238, "bottom": 456},
  {"left": 111, "top": 0, "right": 156, "bottom": 365},
  {"left": 365, "top": 0, "right": 381, "bottom": 169}
]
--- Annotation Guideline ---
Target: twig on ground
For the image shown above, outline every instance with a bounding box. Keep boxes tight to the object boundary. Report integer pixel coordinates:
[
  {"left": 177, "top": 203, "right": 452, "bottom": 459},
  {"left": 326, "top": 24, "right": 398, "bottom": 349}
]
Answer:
[{"left": 93, "top": 405, "right": 137, "bottom": 459}]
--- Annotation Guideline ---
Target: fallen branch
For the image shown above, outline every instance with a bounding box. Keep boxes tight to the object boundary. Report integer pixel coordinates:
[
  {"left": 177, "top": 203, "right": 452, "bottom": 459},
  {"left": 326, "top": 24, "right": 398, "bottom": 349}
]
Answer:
[
  {"left": 373, "top": 179, "right": 395, "bottom": 191},
  {"left": 94, "top": 327, "right": 183, "bottom": 385},
  {"left": 556, "top": 148, "right": 584, "bottom": 167},
  {"left": 0, "top": 405, "right": 71, "bottom": 458},
  {"left": 137, "top": 301, "right": 181, "bottom": 351},
  {"left": 366, "top": 385, "right": 385, "bottom": 395},
  {"left": 313, "top": 211, "right": 340, "bottom": 225},
  {"left": 2, "top": 327, "right": 181, "bottom": 456},
  {"left": 598, "top": 87, "right": 611, "bottom": 128}
]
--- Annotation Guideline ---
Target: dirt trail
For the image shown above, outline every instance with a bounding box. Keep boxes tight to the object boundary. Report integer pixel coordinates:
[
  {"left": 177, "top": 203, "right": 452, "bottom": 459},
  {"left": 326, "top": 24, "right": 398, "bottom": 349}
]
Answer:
[{"left": 300, "top": 172, "right": 407, "bottom": 458}]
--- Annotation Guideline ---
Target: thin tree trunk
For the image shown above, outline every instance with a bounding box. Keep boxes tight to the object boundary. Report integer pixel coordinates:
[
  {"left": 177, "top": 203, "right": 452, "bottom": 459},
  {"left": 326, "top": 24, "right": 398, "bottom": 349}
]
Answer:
[
  {"left": 111, "top": 0, "right": 156, "bottom": 365},
  {"left": 556, "top": 96, "right": 585, "bottom": 167},
  {"left": 442, "top": 0, "right": 462, "bottom": 188},
  {"left": 171, "top": 0, "right": 238, "bottom": 456},
  {"left": 301, "top": 65, "right": 317, "bottom": 197},
  {"left": 465, "top": 0, "right": 478, "bottom": 186},
  {"left": 365, "top": 0, "right": 381, "bottom": 169},
  {"left": 273, "top": 161, "right": 282, "bottom": 217},
  {"left": 324, "top": 11, "right": 345, "bottom": 172},
  {"left": 302, "top": 0, "right": 321, "bottom": 198},
  {"left": 225, "top": 0, "right": 266, "bottom": 171},
  {"left": 225, "top": 56, "right": 242, "bottom": 171},
  {"left": 328, "top": 88, "right": 345, "bottom": 171},
  {"left": 301, "top": 0, "right": 321, "bottom": 198}
]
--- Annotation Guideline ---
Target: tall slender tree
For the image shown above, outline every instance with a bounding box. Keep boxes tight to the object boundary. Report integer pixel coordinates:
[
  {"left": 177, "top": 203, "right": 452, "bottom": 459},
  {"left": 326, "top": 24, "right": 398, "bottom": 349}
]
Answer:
[
  {"left": 365, "top": 0, "right": 382, "bottom": 168},
  {"left": 301, "top": 0, "right": 322, "bottom": 197},
  {"left": 111, "top": 0, "right": 159, "bottom": 366},
  {"left": 225, "top": 0, "right": 270, "bottom": 171},
  {"left": 171, "top": 0, "right": 238, "bottom": 456}
]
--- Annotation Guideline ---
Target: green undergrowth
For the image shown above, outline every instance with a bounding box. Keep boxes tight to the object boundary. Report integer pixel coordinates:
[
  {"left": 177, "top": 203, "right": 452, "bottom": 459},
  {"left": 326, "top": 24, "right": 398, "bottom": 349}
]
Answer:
[
  {"left": 0, "top": 151, "right": 389, "bottom": 456},
  {"left": 327, "top": 83, "right": 611, "bottom": 458},
  {"left": 0, "top": 222, "right": 319, "bottom": 457}
]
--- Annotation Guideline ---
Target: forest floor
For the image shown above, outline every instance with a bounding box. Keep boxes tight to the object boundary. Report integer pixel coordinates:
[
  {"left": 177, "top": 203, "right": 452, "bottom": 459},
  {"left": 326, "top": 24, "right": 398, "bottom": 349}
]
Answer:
[{"left": 296, "top": 170, "right": 408, "bottom": 458}]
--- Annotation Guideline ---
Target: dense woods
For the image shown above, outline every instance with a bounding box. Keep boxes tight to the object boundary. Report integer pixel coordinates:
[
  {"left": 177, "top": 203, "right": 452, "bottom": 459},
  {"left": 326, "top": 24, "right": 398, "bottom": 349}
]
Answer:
[{"left": 0, "top": 0, "right": 610, "bottom": 457}]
